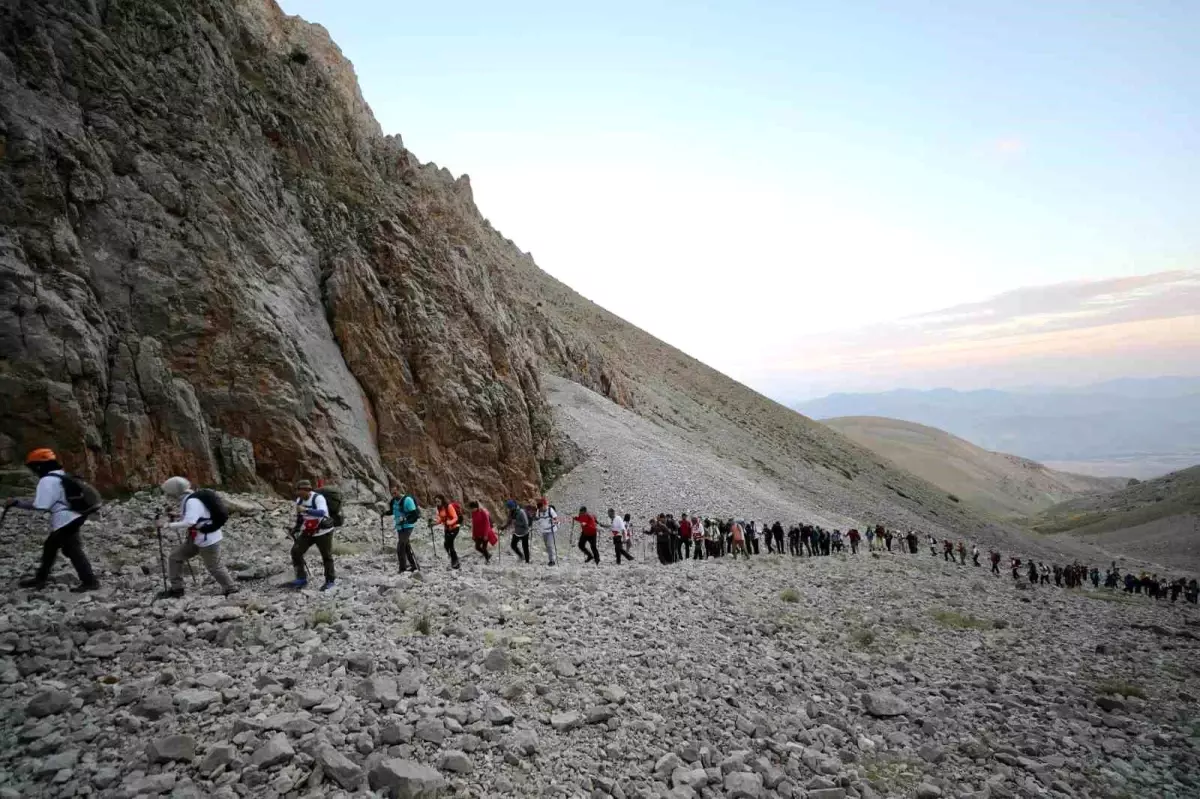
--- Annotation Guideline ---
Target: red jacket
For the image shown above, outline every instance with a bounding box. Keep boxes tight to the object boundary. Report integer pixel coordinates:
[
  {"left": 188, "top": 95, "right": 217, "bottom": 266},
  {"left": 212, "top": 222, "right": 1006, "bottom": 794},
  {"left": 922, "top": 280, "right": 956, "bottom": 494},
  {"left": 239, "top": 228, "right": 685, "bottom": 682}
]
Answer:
[
  {"left": 573, "top": 514, "right": 598, "bottom": 535},
  {"left": 679, "top": 519, "right": 692, "bottom": 539},
  {"left": 471, "top": 508, "right": 492, "bottom": 540}
]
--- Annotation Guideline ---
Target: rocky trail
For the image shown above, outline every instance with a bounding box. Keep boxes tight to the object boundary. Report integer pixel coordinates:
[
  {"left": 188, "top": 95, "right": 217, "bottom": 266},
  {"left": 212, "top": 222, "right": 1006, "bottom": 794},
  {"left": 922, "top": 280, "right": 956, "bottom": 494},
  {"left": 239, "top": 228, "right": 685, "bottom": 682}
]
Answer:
[{"left": 1, "top": 496, "right": 1198, "bottom": 799}]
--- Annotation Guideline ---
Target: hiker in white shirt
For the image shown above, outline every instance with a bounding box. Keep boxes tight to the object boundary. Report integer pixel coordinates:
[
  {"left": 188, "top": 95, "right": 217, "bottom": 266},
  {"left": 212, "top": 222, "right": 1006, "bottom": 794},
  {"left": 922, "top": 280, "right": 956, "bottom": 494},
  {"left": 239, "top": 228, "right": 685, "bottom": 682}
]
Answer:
[
  {"left": 532, "top": 498, "right": 559, "bottom": 566},
  {"left": 156, "top": 476, "right": 238, "bottom": 599},
  {"left": 288, "top": 480, "right": 336, "bottom": 590},
  {"left": 607, "top": 509, "right": 635, "bottom": 564},
  {"left": 5, "top": 448, "right": 99, "bottom": 592}
]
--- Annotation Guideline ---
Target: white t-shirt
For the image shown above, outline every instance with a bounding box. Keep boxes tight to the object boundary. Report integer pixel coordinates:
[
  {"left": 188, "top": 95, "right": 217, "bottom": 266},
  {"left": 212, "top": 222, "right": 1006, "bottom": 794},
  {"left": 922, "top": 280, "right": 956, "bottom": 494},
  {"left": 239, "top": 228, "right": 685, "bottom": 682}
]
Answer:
[
  {"left": 35, "top": 471, "right": 81, "bottom": 532},
  {"left": 181, "top": 495, "right": 222, "bottom": 547},
  {"left": 296, "top": 492, "right": 331, "bottom": 538},
  {"left": 610, "top": 516, "right": 626, "bottom": 536}
]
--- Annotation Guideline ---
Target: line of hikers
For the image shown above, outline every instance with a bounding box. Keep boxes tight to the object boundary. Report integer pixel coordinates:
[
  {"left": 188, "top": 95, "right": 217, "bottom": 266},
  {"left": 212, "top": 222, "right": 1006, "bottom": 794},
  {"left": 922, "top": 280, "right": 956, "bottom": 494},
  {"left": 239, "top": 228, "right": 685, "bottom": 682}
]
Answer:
[{"left": 5, "top": 449, "right": 1198, "bottom": 606}]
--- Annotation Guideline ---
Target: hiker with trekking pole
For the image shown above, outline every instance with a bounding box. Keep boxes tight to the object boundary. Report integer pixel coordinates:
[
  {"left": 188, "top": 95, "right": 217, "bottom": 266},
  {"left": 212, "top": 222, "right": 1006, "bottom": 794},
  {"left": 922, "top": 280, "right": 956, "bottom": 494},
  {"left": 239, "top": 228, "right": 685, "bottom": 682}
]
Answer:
[
  {"left": 502, "top": 500, "right": 531, "bottom": 563},
  {"left": 388, "top": 485, "right": 421, "bottom": 573},
  {"left": 155, "top": 476, "right": 238, "bottom": 599},
  {"left": 5, "top": 448, "right": 101, "bottom": 592},
  {"left": 532, "top": 497, "right": 559, "bottom": 566}
]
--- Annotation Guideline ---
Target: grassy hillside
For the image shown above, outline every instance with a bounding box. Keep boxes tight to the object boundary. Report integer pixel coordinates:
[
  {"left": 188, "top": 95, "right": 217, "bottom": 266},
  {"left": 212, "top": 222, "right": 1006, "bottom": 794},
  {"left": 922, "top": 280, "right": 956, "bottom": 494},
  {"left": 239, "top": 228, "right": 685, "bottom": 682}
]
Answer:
[
  {"left": 822, "top": 416, "right": 1122, "bottom": 518},
  {"left": 1029, "top": 465, "right": 1200, "bottom": 536}
]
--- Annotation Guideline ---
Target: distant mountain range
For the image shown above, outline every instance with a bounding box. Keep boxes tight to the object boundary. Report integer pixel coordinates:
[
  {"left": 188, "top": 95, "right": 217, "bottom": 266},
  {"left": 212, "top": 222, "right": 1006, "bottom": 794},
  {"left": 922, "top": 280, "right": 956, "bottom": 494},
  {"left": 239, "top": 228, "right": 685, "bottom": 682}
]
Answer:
[{"left": 795, "top": 377, "right": 1200, "bottom": 479}]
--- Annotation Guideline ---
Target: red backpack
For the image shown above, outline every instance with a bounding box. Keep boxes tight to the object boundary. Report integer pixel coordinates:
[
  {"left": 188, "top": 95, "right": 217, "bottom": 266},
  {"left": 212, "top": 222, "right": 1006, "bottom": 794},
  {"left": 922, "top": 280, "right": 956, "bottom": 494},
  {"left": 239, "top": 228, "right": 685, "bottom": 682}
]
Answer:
[{"left": 450, "top": 501, "right": 465, "bottom": 529}]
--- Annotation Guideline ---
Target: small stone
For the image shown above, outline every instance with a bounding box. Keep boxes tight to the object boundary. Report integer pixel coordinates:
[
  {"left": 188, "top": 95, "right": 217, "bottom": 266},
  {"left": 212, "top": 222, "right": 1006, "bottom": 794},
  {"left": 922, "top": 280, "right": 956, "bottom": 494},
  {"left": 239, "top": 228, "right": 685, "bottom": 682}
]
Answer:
[
  {"left": 551, "top": 711, "right": 583, "bottom": 732},
  {"left": 174, "top": 688, "right": 221, "bottom": 713},
  {"left": 146, "top": 734, "right": 195, "bottom": 763},
  {"left": 862, "top": 691, "right": 909, "bottom": 718},
  {"left": 483, "top": 648, "right": 510, "bottom": 672},
  {"left": 415, "top": 717, "right": 446, "bottom": 744},
  {"left": 25, "top": 689, "right": 72, "bottom": 718},
  {"left": 655, "top": 752, "right": 683, "bottom": 780},
  {"left": 381, "top": 722, "right": 414, "bottom": 745},
  {"left": 507, "top": 728, "right": 539, "bottom": 755},
  {"left": 724, "top": 771, "right": 764, "bottom": 798},
  {"left": 315, "top": 743, "right": 364, "bottom": 789},
  {"left": 294, "top": 688, "right": 326, "bottom": 709},
  {"left": 487, "top": 701, "right": 516, "bottom": 725},
  {"left": 585, "top": 705, "right": 614, "bottom": 724},
  {"left": 135, "top": 693, "right": 174, "bottom": 719},
  {"left": 345, "top": 653, "right": 374, "bottom": 674},
  {"left": 438, "top": 749, "right": 473, "bottom": 773},
  {"left": 199, "top": 744, "right": 236, "bottom": 773},
  {"left": 599, "top": 685, "right": 628, "bottom": 704},
  {"left": 358, "top": 676, "right": 400, "bottom": 708},
  {"left": 1097, "top": 696, "right": 1126, "bottom": 713},
  {"left": 251, "top": 733, "right": 295, "bottom": 768},
  {"left": 368, "top": 759, "right": 447, "bottom": 796},
  {"left": 552, "top": 657, "right": 577, "bottom": 677},
  {"left": 915, "top": 784, "right": 943, "bottom": 799},
  {"left": 1101, "top": 738, "right": 1126, "bottom": 756},
  {"left": 807, "top": 789, "right": 846, "bottom": 799}
]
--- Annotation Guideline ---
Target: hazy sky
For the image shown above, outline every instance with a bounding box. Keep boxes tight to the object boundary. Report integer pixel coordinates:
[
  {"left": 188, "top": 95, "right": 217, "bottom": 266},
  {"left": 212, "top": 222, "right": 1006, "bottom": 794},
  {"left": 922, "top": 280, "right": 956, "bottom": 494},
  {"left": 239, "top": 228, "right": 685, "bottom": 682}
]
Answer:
[{"left": 280, "top": 0, "right": 1198, "bottom": 397}]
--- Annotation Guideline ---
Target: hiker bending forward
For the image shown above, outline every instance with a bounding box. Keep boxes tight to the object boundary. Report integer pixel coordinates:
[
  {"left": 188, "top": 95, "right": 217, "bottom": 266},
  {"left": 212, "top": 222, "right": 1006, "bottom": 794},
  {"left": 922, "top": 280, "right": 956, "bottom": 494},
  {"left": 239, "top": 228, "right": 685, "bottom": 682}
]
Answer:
[
  {"left": 290, "top": 480, "right": 336, "bottom": 590},
  {"left": 157, "top": 477, "right": 238, "bottom": 598}
]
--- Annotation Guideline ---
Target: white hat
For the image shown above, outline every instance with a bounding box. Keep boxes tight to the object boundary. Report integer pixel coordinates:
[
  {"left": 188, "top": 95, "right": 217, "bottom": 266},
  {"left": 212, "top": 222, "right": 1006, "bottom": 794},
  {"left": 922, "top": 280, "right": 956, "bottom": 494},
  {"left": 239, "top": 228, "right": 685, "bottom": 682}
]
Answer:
[{"left": 161, "top": 476, "right": 192, "bottom": 498}]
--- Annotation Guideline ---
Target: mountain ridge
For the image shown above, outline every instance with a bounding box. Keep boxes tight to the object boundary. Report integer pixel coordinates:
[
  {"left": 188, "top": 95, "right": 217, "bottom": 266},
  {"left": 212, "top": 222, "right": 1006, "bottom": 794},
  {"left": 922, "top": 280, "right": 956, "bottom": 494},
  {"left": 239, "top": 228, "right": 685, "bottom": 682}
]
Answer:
[{"left": 822, "top": 415, "right": 1124, "bottom": 518}]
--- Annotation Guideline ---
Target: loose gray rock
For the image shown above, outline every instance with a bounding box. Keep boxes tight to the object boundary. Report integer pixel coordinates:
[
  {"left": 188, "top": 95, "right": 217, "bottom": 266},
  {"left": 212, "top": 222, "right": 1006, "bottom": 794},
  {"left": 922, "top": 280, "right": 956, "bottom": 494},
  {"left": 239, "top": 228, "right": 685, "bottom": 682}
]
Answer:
[
  {"left": 368, "top": 759, "right": 447, "bottom": 797},
  {"left": 551, "top": 711, "right": 583, "bottom": 732},
  {"left": 174, "top": 688, "right": 221, "bottom": 713},
  {"left": 862, "top": 691, "right": 909, "bottom": 717},
  {"left": 25, "top": 689, "right": 72, "bottom": 718},
  {"left": 146, "top": 734, "right": 195, "bottom": 764},
  {"left": 438, "top": 749, "right": 473, "bottom": 773},
  {"left": 199, "top": 744, "right": 236, "bottom": 773},
  {"left": 486, "top": 702, "right": 516, "bottom": 726},
  {"left": 483, "top": 648, "right": 510, "bottom": 672},
  {"left": 251, "top": 733, "right": 295, "bottom": 768},
  {"left": 724, "top": 771, "right": 764, "bottom": 798},
  {"left": 315, "top": 743, "right": 364, "bottom": 789}
]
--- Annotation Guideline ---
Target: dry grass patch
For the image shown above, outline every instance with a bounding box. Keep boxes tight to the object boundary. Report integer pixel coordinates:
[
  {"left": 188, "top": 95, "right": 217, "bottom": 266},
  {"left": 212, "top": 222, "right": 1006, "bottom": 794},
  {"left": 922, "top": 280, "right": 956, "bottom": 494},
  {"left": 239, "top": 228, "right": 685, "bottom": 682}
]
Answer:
[
  {"left": 1096, "top": 679, "right": 1147, "bottom": 699},
  {"left": 780, "top": 588, "right": 801, "bottom": 603}
]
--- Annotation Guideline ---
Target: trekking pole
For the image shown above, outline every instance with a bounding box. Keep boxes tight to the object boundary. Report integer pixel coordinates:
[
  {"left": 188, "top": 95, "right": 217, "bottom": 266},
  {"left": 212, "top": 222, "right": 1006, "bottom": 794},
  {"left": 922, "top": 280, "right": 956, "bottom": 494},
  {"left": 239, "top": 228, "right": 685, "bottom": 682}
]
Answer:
[
  {"left": 0, "top": 505, "right": 10, "bottom": 529},
  {"left": 156, "top": 521, "right": 168, "bottom": 591},
  {"left": 379, "top": 514, "right": 385, "bottom": 551},
  {"left": 428, "top": 516, "right": 440, "bottom": 559}
]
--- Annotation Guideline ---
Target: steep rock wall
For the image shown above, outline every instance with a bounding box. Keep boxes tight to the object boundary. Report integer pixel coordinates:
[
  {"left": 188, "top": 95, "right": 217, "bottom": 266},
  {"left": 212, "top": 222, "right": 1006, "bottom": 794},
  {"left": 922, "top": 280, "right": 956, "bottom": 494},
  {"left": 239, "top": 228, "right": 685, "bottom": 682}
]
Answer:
[{"left": 0, "top": 0, "right": 627, "bottom": 501}]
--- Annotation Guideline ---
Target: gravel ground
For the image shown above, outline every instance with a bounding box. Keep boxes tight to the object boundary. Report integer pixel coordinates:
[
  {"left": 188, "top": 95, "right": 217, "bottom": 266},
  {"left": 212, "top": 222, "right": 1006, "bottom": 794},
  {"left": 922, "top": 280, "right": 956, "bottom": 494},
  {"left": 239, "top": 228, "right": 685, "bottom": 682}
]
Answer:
[{"left": 0, "top": 490, "right": 1197, "bottom": 799}]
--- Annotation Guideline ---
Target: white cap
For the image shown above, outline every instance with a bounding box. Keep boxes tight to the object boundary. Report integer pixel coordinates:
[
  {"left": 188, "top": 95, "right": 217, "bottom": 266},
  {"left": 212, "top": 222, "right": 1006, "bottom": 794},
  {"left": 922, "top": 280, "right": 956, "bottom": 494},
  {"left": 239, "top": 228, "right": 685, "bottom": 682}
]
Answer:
[{"left": 161, "top": 476, "right": 192, "bottom": 498}]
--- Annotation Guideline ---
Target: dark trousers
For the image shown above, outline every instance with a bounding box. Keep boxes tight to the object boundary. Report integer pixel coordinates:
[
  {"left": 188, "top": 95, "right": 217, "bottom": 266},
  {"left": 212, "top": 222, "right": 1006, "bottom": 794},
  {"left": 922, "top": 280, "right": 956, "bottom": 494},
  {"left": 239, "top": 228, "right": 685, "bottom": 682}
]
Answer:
[
  {"left": 774, "top": 532, "right": 784, "bottom": 553},
  {"left": 765, "top": 536, "right": 774, "bottom": 554},
  {"left": 694, "top": 540, "right": 704, "bottom": 560},
  {"left": 683, "top": 539, "right": 692, "bottom": 559},
  {"left": 292, "top": 533, "right": 335, "bottom": 583},
  {"left": 850, "top": 540, "right": 859, "bottom": 554},
  {"left": 444, "top": 528, "right": 460, "bottom": 566},
  {"left": 396, "top": 530, "right": 419, "bottom": 571},
  {"left": 749, "top": 538, "right": 760, "bottom": 555},
  {"left": 579, "top": 535, "right": 599, "bottom": 563},
  {"left": 511, "top": 534, "right": 530, "bottom": 563},
  {"left": 473, "top": 538, "right": 491, "bottom": 561},
  {"left": 789, "top": 535, "right": 800, "bottom": 555},
  {"left": 612, "top": 536, "right": 633, "bottom": 564},
  {"left": 36, "top": 517, "right": 96, "bottom": 585}
]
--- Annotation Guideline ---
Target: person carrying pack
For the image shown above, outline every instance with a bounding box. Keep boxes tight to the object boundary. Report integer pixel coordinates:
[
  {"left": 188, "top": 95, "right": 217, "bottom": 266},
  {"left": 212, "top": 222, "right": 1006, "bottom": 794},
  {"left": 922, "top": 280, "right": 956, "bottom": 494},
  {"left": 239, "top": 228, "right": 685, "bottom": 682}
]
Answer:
[
  {"left": 502, "top": 500, "right": 531, "bottom": 563},
  {"left": 390, "top": 486, "right": 421, "bottom": 573},
  {"left": 289, "top": 479, "right": 336, "bottom": 590},
  {"left": 469, "top": 500, "right": 495, "bottom": 563},
  {"left": 5, "top": 448, "right": 101, "bottom": 592},
  {"left": 156, "top": 476, "right": 238, "bottom": 598},
  {"left": 435, "top": 495, "right": 462, "bottom": 570},
  {"left": 532, "top": 497, "right": 559, "bottom": 566},
  {"left": 607, "top": 508, "right": 634, "bottom": 564}
]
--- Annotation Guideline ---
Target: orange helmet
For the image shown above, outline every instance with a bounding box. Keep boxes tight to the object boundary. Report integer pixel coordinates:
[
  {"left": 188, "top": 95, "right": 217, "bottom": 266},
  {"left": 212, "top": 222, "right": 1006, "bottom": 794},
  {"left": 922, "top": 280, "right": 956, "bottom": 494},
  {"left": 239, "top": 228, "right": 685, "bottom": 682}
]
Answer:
[{"left": 25, "top": 448, "right": 58, "bottom": 464}]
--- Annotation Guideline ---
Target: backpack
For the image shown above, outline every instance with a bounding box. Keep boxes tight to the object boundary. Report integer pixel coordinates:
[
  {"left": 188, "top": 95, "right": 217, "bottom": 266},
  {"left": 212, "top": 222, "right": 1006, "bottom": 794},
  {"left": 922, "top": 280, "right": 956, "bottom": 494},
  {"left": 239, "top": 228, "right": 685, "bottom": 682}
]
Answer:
[
  {"left": 317, "top": 488, "right": 343, "bottom": 527},
  {"left": 189, "top": 488, "right": 229, "bottom": 534},
  {"left": 54, "top": 474, "right": 102, "bottom": 516},
  {"left": 449, "top": 501, "right": 465, "bottom": 528},
  {"left": 400, "top": 494, "right": 420, "bottom": 525}
]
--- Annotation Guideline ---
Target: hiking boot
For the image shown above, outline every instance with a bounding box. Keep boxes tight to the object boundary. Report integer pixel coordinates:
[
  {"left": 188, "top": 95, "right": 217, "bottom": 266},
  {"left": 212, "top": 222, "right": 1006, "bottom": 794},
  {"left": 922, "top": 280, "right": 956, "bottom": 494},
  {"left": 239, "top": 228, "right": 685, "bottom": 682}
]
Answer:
[
  {"left": 156, "top": 587, "right": 184, "bottom": 599},
  {"left": 287, "top": 578, "right": 308, "bottom": 589},
  {"left": 319, "top": 580, "right": 335, "bottom": 592},
  {"left": 17, "top": 577, "right": 46, "bottom": 590},
  {"left": 222, "top": 586, "right": 241, "bottom": 597},
  {"left": 70, "top": 582, "right": 101, "bottom": 593},
  {"left": 450, "top": 562, "right": 460, "bottom": 570}
]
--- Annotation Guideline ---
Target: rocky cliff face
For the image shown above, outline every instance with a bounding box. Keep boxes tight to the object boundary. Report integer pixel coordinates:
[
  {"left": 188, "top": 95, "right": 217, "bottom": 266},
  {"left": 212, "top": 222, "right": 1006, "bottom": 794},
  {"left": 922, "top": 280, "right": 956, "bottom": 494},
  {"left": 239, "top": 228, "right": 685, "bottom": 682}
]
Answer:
[{"left": 0, "top": 0, "right": 628, "bottom": 501}]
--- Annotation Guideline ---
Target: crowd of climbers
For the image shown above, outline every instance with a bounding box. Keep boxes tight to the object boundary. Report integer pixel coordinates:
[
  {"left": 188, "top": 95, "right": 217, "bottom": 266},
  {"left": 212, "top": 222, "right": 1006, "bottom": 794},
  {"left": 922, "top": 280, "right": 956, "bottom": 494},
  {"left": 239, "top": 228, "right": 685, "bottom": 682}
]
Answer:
[{"left": 4, "top": 449, "right": 1199, "bottom": 606}]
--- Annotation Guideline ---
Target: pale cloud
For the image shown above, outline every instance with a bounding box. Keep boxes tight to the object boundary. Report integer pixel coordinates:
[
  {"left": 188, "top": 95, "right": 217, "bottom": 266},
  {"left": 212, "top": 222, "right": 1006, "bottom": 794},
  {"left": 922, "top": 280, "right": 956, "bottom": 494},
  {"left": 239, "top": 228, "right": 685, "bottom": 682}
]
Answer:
[
  {"left": 750, "top": 270, "right": 1200, "bottom": 399},
  {"left": 992, "top": 136, "right": 1026, "bottom": 156}
]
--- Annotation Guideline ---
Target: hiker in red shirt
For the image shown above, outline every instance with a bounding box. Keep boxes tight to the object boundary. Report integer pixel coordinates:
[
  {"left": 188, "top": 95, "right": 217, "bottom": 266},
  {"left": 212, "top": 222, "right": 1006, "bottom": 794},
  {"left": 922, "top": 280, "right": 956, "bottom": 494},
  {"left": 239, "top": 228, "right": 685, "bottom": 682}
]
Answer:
[
  {"left": 573, "top": 506, "right": 600, "bottom": 565},
  {"left": 847, "top": 528, "right": 861, "bottom": 555},
  {"left": 469, "top": 501, "right": 494, "bottom": 564},
  {"left": 679, "top": 515, "right": 693, "bottom": 560}
]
